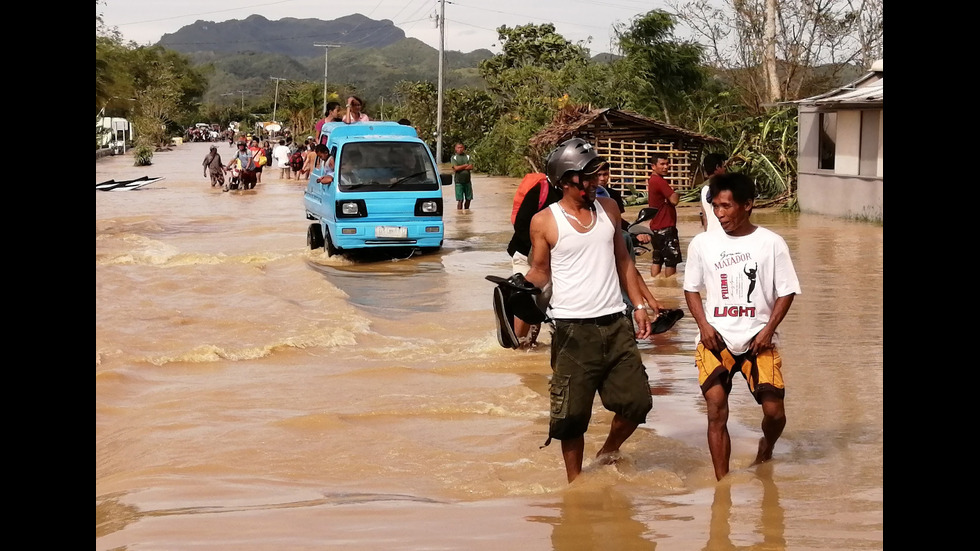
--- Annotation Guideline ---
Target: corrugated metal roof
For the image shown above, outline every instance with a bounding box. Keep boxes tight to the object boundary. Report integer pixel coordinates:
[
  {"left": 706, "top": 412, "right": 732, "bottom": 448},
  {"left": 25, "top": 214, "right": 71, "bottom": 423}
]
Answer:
[{"left": 792, "top": 69, "right": 883, "bottom": 106}]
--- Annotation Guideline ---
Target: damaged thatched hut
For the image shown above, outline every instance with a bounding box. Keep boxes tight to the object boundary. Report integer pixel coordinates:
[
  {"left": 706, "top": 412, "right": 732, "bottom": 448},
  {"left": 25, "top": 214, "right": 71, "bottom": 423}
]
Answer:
[{"left": 529, "top": 106, "right": 724, "bottom": 198}]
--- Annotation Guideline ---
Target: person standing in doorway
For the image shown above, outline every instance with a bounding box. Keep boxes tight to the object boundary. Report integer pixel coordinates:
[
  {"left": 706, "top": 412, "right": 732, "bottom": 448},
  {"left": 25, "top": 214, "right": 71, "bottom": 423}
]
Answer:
[
  {"left": 451, "top": 143, "right": 474, "bottom": 210},
  {"left": 683, "top": 172, "right": 801, "bottom": 480},
  {"left": 521, "top": 138, "right": 658, "bottom": 483},
  {"left": 699, "top": 153, "right": 728, "bottom": 232},
  {"left": 313, "top": 144, "right": 335, "bottom": 185},
  {"left": 645, "top": 153, "right": 681, "bottom": 278}
]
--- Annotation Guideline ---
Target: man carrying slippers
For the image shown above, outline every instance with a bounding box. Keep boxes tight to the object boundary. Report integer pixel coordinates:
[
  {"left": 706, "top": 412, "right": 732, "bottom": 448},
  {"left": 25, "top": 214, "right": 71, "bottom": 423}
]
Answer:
[{"left": 520, "top": 138, "right": 663, "bottom": 483}]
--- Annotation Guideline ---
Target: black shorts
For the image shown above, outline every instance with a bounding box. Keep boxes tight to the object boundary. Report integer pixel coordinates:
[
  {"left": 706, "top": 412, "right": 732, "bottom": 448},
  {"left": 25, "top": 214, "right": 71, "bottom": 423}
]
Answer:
[{"left": 650, "top": 227, "right": 682, "bottom": 268}]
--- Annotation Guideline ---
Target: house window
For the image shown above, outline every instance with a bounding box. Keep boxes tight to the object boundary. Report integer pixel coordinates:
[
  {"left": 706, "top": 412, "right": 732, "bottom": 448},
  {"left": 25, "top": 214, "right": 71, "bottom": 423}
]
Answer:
[{"left": 818, "top": 112, "right": 836, "bottom": 170}]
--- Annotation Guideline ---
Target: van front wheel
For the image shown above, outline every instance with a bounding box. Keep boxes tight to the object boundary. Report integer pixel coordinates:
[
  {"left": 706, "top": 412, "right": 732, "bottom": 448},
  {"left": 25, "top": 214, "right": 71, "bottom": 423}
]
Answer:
[
  {"left": 307, "top": 223, "right": 324, "bottom": 250},
  {"left": 324, "top": 230, "right": 338, "bottom": 257}
]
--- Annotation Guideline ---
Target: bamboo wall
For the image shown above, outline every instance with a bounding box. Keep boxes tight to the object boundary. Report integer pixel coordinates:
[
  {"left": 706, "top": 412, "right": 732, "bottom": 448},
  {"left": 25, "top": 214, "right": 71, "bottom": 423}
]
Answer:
[{"left": 594, "top": 138, "right": 698, "bottom": 197}]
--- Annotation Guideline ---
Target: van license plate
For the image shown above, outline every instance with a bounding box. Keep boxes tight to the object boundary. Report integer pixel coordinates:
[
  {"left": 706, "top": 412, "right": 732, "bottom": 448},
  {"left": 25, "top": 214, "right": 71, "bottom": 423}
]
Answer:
[{"left": 376, "top": 226, "right": 407, "bottom": 238}]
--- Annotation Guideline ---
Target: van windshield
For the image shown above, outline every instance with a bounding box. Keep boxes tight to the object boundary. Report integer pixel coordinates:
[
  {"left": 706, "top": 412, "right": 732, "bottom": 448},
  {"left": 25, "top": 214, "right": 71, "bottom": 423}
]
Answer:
[{"left": 338, "top": 142, "right": 439, "bottom": 192}]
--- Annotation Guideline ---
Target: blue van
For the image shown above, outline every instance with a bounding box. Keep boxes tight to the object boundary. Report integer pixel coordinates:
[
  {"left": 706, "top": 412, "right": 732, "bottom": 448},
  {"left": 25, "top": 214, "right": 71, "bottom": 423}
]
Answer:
[{"left": 304, "top": 122, "right": 450, "bottom": 256}]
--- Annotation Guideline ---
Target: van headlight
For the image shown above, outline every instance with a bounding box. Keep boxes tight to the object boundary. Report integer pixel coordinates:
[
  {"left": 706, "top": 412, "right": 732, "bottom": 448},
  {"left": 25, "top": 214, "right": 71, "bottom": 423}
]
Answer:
[
  {"left": 336, "top": 199, "right": 367, "bottom": 218},
  {"left": 414, "top": 197, "right": 443, "bottom": 216}
]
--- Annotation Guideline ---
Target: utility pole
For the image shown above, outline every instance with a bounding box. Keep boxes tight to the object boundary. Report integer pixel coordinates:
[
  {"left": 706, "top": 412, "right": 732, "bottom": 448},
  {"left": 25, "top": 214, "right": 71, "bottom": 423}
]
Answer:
[
  {"left": 436, "top": 0, "right": 446, "bottom": 164},
  {"left": 270, "top": 77, "right": 287, "bottom": 124},
  {"left": 221, "top": 90, "right": 246, "bottom": 112},
  {"left": 313, "top": 43, "right": 342, "bottom": 116}
]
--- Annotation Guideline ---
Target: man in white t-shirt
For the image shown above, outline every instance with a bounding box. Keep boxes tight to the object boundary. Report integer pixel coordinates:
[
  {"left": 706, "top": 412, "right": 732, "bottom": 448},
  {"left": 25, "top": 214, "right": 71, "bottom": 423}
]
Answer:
[
  {"left": 272, "top": 139, "right": 291, "bottom": 180},
  {"left": 699, "top": 153, "right": 728, "bottom": 232},
  {"left": 683, "top": 172, "right": 801, "bottom": 481}
]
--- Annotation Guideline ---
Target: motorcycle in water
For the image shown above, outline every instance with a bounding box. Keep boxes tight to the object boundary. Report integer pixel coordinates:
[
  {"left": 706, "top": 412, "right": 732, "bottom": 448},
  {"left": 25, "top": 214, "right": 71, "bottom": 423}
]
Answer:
[
  {"left": 621, "top": 205, "right": 686, "bottom": 335},
  {"left": 625, "top": 206, "right": 659, "bottom": 258},
  {"left": 223, "top": 164, "right": 242, "bottom": 192}
]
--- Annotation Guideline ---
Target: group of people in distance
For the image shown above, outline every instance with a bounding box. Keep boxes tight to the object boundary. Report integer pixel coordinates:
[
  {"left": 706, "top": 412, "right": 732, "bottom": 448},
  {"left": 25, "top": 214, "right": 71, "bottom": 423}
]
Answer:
[
  {"left": 202, "top": 95, "right": 374, "bottom": 191},
  {"left": 507, "top": 138, "right": 801, "bottom": 483}
]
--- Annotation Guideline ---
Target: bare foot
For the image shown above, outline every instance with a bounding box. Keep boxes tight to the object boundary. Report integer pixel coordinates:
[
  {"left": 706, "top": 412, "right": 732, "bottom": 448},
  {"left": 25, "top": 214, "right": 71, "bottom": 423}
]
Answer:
[
  {"left": 595, "top": 450, "right": 622, "bottom": 466},
  {"left": 517, "top": 340, "right": 538, "bottom": 351},
  {"left": 752, "top": 437, "right": 774, "bottom": 465}
]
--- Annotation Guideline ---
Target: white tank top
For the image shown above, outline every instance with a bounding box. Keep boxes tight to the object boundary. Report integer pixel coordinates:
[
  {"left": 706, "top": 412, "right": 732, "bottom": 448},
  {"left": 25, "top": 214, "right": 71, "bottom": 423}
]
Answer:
[{"left": 548, "top": 201, "right": 627, "bottom": 319}]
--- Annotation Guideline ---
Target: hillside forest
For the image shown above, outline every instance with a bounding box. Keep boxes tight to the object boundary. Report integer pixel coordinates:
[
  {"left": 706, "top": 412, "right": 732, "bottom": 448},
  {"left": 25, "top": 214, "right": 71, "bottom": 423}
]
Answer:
[{"left": 95, "top": 0, "right": 883, "bottom": 204}]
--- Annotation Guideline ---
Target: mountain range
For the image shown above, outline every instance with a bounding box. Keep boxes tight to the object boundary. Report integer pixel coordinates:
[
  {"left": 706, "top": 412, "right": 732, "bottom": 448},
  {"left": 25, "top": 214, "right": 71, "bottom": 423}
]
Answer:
[{"left": 157, "top": 14, "right": 497, "bottom": 109}]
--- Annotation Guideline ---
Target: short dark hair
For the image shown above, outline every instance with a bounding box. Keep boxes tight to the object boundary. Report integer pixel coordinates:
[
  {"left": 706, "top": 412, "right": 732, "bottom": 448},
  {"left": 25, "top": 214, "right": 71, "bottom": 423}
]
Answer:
[
  {"left": 326, "top": 101, "right": 341, "bottom": 113},
  {"left": 708, "top": 172, "right": 755, "bottom": 205},
  {"left": 649, "top": 152, "right": 669, "bottom": 165},
  {"left": 703, "top": 153, "right": 727, "bottom": 175},
  {"left": 398, "top": 118, "right": 412, "bottom": 125},
  {"left": 315, "top": 144, "right": 329, "bottom": 154}
]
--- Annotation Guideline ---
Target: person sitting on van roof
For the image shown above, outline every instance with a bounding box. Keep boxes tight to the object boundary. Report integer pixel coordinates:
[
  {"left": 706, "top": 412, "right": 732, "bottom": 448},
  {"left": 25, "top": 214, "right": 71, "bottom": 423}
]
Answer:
[{"left": 342, "top": 96, "right": 370, "bottom": 123}]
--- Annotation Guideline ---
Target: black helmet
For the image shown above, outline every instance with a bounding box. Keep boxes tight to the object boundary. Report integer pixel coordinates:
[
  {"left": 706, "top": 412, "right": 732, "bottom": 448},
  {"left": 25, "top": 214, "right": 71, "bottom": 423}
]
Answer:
[{"left": 545, "top": 138, "right": 599, "bottom": 187}]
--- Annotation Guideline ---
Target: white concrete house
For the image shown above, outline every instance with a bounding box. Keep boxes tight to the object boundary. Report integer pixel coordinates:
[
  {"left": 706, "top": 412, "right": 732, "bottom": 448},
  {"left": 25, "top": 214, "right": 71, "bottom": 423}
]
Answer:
[{"left": 793, "top": 60, "right": 883, "bottom": 222}]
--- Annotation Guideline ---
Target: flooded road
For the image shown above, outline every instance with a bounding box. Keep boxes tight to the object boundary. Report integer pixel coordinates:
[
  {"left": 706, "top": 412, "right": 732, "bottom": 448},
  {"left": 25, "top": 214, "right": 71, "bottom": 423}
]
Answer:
[{"left": 96, "top": 141, "right": 882, "bottom": 550}]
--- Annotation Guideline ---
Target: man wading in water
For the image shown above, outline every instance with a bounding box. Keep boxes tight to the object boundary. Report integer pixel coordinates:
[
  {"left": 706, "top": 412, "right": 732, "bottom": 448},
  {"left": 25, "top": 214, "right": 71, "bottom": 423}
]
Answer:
[
  {"left": 684, "top": 172, "right": 801, "bottom": 480},
  {"left": 521, "top": 138, "right": 661, "bottom": 483}
]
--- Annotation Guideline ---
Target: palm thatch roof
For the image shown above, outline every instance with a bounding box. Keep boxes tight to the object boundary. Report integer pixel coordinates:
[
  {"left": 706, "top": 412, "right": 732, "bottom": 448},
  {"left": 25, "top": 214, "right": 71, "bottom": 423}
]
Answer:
[{"left": 528, "top": 105, "right": 724, "bottom": 158}]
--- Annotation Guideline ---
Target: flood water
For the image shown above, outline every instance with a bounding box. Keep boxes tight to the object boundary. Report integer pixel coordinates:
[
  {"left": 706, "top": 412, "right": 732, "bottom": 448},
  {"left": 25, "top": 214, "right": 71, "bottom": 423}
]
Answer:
[{"left": 96, "top": 141, "right": 883, "bottom": 550}]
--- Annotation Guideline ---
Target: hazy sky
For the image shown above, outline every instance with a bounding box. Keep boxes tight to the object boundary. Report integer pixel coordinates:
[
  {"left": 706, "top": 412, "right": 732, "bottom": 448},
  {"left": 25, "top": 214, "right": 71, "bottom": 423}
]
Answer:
[{"left": 97, "top": 0, "right": 666, "bottom": 55}]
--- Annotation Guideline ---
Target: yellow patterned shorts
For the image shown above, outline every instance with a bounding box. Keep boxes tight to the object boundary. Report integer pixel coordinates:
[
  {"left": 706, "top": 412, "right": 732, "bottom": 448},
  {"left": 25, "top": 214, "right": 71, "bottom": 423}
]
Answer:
[{"left": 695, "top": 343, "right": 785, "bottom": 404}]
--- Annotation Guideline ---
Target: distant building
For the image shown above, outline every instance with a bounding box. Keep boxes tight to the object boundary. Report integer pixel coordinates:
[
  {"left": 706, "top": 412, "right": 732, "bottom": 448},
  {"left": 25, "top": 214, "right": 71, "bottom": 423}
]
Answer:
[
  {"left": 97, "top": 116, "right": 132, "bottom": 149},
  {"left": 792, "top": 60, "right": 883, "bottom": 222}
]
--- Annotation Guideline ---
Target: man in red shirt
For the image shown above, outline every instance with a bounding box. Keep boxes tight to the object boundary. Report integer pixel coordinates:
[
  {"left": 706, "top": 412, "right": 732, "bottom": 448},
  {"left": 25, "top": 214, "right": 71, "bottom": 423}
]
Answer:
[{"left": 646, "top": 153, "right": 681, "bottom": 278}]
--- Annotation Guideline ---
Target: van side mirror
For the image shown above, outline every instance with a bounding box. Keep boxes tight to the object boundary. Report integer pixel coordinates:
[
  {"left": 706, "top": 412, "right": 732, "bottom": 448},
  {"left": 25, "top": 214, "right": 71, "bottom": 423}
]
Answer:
[{"left": 440, "top": 173, "right": 453, "bottom": 186}]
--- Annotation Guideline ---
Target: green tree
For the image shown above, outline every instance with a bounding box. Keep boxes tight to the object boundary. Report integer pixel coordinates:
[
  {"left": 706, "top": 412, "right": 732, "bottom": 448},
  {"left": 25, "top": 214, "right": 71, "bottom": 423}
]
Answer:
[
  {"left": 613, "top": 10, "right": 706, "bottom": 124},
  {"left": 477, "top": 24, "right": 591, "bottom": 174},
  {"left": 726, "top": 107, "right": 798, "bottom": 201},
  {"left": 391, "top": 81, "right": 439, "bottom": 148}
]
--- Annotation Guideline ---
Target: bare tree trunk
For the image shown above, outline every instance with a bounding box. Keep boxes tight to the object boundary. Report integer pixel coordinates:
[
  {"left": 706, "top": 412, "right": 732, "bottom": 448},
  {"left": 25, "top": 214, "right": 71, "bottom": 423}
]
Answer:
[{"left": 763, "top": 0, "right": 780, "bottom": 103}]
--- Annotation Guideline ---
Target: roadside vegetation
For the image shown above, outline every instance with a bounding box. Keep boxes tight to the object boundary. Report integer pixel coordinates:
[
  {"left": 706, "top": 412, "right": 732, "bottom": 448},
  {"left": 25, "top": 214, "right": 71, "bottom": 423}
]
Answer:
[{"left": 96, "top": 0, "right": 881, "bottom": 205}]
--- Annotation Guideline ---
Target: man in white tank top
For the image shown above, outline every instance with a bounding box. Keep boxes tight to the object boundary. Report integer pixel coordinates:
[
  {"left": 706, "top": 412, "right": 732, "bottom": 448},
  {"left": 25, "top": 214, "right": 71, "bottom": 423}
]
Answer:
[{"left": 521, "top": 138, "right": 664, "bottom": 483}]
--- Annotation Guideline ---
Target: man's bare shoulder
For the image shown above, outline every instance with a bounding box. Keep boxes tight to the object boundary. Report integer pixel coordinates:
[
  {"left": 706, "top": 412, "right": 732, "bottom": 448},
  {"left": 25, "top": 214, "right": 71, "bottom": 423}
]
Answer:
[
  {"left": 595, "top": 196, "right": 619, "bottom": 213},
  {"left": 529, "top": 205, "right": 557, "bottom": 241},
  {"left": 530, "top": 204, "right": 555, "bottom": 224}
]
